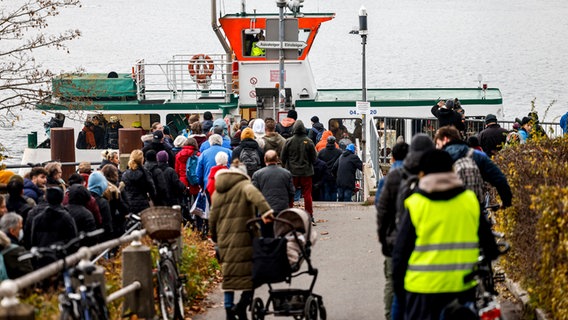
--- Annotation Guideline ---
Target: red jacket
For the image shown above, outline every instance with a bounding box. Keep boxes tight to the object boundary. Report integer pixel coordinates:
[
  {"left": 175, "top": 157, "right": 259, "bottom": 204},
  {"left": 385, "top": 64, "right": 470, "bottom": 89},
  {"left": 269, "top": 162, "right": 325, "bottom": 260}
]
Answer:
[
  {"left": 206, "top": 165, "right": 228, "bottom": 198},
  {"left": 175, "top": 145, "right": 200, "bottom": 194}
]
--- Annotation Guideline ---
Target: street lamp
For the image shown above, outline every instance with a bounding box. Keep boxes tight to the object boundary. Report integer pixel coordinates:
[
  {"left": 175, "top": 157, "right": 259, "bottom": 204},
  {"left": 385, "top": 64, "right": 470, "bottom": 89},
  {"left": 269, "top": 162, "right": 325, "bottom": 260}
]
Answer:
[{"left": 350, "top": 6, "right": 368, "bottom": 160}]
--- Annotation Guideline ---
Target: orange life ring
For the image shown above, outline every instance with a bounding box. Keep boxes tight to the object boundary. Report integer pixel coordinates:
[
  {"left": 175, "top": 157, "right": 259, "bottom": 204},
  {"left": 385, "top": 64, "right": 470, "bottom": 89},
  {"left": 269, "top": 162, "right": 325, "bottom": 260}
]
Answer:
[{"left": 188, "top": 54, "right": 214, "bottom": 84}]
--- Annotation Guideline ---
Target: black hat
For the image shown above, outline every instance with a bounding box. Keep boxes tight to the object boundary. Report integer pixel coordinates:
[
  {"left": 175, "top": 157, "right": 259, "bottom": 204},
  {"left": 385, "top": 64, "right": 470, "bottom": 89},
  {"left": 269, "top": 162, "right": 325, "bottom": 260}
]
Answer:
[
  {"left": 419, "top": 149, "right": 454, "bottom": 175},
  {"left": 146, "top": 150, "right": 157, "bottom": 162},
  {"left": 485, "top": 114, "right": 497, "bottom": 124},
  {"left": 311, "top": 116, "right": 319, "bottom": 123},
  {"left": 287, "top": 109, "right": 298, "bottom": 120},
  {"left": 152, "top": 130, "right": 164, "bottom": 141},
  {"left": 203, "top": 111, "right": 213, "bottom": 120},
  {"left": 46, "top": 186, "right": 64, "bottom": 205},
  {"left": 521, "top": 116, "right": 532, "bottom": 126},
  {"left": 163, "top": 125, "right": 170, "bottom": 135}
]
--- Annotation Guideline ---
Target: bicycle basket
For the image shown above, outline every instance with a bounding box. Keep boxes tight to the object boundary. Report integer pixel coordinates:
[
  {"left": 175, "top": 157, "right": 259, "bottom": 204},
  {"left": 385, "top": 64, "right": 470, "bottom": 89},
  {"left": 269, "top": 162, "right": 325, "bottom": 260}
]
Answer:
[{"left": 140, "top": 207, "right": 182, "bottom": 240}]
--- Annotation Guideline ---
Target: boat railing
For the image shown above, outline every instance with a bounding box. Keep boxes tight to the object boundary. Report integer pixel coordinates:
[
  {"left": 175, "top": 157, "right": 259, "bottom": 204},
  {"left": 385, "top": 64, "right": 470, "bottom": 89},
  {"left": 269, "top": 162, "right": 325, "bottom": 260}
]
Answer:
[
  {"left": 369, "top": 116, "right": 563, "bottom": 177},
  {"left": 133, "top": 54, "right": 233, "bottom": 102}
]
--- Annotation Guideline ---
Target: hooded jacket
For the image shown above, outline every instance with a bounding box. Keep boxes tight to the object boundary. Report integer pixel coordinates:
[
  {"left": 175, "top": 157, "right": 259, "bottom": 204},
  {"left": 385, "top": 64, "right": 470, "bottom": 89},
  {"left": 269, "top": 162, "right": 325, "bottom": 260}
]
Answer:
[
  {"left": 232, "top": 138, "right": 265, "bottom": 175},
  {"left": 281, "top": 120, "right": 317, "bottom": 177},
  {"left": 477, "top": 124, "right": 508, "bottom": 156},
  {"left": 308, "top": 122, "right": 325, "bottom": 144},
  {"left": 276, "top": 117, "right": 296, "bottom": 138},
  {"left": 175, "top": 145, "right": 200, "bottom": 196},
  {"left": 65, "top": 184, "right": 97, "bottom": 235},
  {"left": 209, "top": 169, "right": 273, "bottom": 290},
  {"left": 121, "top": 166, "right": 156, "bottom": 214},
  {"left": 158, "top": 161, "right": 186, "bottom": 206},
  {"left": 262, "top": 132, "right": 286, "bottom": 156},
  {"left": 88, "top": 172, "right": 113, "bottom": 240},
  {"left": 443, "top": 140, "right": 512, "bottom": 207},
  {"left": 332, "top": 149, "right": 363, "bottom": 188},
  {"left": 317, "top": 140, "right": 342, "bottom": 171},
  {"left": 315, "top": 130, "right": 338, "bottom": 152}
]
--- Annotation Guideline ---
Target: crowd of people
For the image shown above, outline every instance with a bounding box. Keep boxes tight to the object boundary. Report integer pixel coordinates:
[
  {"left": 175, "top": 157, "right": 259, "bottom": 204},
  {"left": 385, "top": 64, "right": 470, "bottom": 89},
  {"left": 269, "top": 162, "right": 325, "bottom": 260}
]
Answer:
[
  {"left": 375, "top": 109, "right": 524, "bottom": 319},
  {"left": 0, "top": 109, "right": 362, "bottom": 286}
]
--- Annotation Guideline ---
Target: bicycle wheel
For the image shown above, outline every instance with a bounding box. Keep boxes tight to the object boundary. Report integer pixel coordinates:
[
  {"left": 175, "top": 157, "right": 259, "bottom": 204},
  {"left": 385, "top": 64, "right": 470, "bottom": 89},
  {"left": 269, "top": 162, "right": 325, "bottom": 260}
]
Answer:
[
  {"left": 59, "top": 307, "right": 76, "bottom": 320},
  {"left": 158, "top": 258, "right": 183, "bottom": 320}
]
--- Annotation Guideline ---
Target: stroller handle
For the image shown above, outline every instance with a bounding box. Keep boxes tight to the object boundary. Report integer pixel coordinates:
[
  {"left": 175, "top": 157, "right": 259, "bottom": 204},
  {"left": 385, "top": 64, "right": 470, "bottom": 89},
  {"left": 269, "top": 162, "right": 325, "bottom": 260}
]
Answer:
[{"left": 246, "top": 217, "right": 294, "bottom": 230}]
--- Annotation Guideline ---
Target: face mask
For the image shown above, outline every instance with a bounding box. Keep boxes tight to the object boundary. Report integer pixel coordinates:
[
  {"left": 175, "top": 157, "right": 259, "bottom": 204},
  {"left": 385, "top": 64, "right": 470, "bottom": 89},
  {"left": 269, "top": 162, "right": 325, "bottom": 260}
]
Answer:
[{"left": 18, "top": 229, "right": 24, "bottom": 241}]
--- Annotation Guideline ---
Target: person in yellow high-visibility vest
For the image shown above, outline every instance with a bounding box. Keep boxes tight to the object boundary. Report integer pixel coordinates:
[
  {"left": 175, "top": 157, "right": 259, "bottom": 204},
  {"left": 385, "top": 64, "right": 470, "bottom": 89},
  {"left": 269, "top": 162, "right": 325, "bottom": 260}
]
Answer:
[
  {"left": 251, "top": 33, "right": 265, "bottom": 57},
  {"left": 392, "top": 149, "right": 499, "bottom": 319}
]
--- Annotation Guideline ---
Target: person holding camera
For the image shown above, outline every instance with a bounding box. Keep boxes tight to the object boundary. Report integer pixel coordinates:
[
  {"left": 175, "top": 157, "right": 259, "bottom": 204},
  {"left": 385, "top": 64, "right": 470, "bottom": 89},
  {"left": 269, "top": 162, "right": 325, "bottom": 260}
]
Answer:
[{"left": 431, "top": 99, "right": 465, "bottom": 133}]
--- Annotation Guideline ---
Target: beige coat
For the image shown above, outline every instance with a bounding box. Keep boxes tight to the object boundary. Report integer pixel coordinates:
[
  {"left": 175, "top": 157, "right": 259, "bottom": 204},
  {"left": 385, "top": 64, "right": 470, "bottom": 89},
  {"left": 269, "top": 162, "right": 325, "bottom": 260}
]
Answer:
[{"left": 209, "top": 169, "right": 273, "bottom": 290}]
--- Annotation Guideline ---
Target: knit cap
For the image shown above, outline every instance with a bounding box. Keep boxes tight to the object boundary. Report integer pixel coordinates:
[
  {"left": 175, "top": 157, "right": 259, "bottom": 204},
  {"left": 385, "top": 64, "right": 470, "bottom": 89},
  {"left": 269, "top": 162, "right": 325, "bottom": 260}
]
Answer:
[
  {"left": 241, "top": 127, "right": 255, "bottom": 140},
  {"left": 157, "top": 150, "right": 169, "bottom": 163},
  {"left": 287, "top": 109, "right": 298, "bottom": 120},
  {"left": 346, "top": 144, "right": 356, "bottom": 153}
]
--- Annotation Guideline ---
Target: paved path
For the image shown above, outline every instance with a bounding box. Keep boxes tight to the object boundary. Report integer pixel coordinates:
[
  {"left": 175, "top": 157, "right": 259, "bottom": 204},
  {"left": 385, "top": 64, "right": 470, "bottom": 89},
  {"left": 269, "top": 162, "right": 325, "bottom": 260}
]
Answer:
[
  {"left": 192, "top": 202, "right": 523, "bottom": 319},
  {"left": 193, "top": 203, "right": 384, "bottom": 319}
]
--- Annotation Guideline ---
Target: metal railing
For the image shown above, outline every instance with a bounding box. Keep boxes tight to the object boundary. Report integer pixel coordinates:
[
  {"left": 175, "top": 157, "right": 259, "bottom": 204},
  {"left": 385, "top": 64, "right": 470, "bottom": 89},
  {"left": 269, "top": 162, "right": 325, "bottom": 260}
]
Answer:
[
  {"left": 367, "top": 116, "right": 564, "bottom": 177},
  {"left": 133, "top": 54, "right": 232, "bottom": 102},
  {"left": 0, "top": 230, "right": 146, "bottom": 304}
]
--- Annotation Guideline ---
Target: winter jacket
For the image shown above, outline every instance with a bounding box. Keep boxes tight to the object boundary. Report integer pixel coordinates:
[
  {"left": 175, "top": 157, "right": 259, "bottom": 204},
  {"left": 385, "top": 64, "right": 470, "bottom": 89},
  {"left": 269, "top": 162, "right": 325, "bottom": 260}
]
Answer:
[
  {"left": 431, "top": 105, "right": 465, "bottom": 132},
  {"left": 252, "top": 164, "right": 294, "bottom": 215},
  {"left": 392, "top": 172, "right": 499, "bottom": 318},
  {"left": 0, "top": 231, "right": 33, "bottom": 279},
  {"left": 88, "top": 172, "right": 113, "bottom": 240},
  {"left": 142, "top": 142, "right": 175, "bottom": 168},
  {"left": 202, "top": 119, "right": 214, "bottom": 133},
  {"left": 317, "top": 142, "right": 342, "bottom": 172},
  {"left": 281, "top": 120, "right": 317, "bottom": 177},
  {"left": 308, "top": 122, "right": 325, "bottom": 144},
  {"left": 5, "top": 194, "right": 35, "bottom": 225},
  {"left": 24, "top": 203, "right": 77, "bottom": 267},
  {"left": 104, "top": 122, "right": 123, "bottom": 149},
  {"left": 443, "top": 140, "right": 512, "bottom": 207},
  {"left": 65, "top": 184, "right": 97, "bottom": 235},
  {"left": 315, "top": 130, "right": 338, "bottom": 152},
  {"left": 332, "top": 150, "right": 363, "bottom": 188},
  {"left": 23, "top": 179, "right": 44, "bottom": 204},
  {"left": 103, "top": 182, "right": 129, "bottom": 238},
  {"left": 232, "top": 138, "right": 265, "bottom": 176},
  {"left": 144, "top": 161, "right": 168, "bottom": 206},
  {"left": 560, "top": 112, "right": 568, "bottom": 135},
  {"left": 276, "top": 117, "right": 296, "bottom": 139},
  {"left": 209, "top": 169, "right": 273, "bottom": 291},
  {"left": 262, "top": 132, "right": 286, "bottom": 157},
  {"left": 121, "top": 167, "right": 156, "bottom": 214},
  {"left": 478, "top": 124, "right": 508, "bottom": 156},
  {"left": 199, "top": 136, "right": 232, "bottom": 153},
  {"left": 175, "top": 145, "right": 200, "bottom": 197},
  {"left": 206, "top": 165, "right": 228, "bottom": 198},
  {"left": 196, "top": 144, "right": 232, "bottom": 189},
  {"left": 158, "top": 162, "right": 186, "bottom": 206}
]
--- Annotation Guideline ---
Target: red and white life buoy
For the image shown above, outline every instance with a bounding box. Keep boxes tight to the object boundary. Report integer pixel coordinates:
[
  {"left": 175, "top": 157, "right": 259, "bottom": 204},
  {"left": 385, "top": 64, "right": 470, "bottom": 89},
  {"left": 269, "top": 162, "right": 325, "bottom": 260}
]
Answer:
[{"left": 188, "top": 54, "right": 214, "bottom": 85}]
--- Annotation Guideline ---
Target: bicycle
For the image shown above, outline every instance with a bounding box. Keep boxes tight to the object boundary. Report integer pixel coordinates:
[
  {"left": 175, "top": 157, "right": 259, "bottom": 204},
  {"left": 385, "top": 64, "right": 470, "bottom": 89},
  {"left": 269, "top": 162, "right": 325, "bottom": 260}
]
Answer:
[
  {"left": 140, "top": 206, "right": 185, "bottom": 320},
  {"left": 20, "top": 229, "right": 109, "bottom": 320}
]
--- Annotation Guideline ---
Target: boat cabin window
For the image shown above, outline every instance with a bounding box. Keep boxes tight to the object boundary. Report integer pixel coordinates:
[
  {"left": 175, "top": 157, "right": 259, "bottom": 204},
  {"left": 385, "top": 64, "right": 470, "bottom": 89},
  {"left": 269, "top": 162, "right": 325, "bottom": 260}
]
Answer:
[
  {"left": 243, "top": 29, "right": 266, "bottom": 57},
  {"left": 328, "top": 118, "right": 363, "bottom": 144}
]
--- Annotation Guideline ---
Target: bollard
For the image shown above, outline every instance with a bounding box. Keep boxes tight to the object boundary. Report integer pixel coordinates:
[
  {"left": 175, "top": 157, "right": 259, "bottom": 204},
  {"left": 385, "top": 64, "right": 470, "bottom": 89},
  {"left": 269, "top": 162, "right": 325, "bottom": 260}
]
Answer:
[
  {"left": 50, "top": 128, "right": 76, "bottom": 182},
  {"left": 122, "top": 241, "right": 154, "bottom": 318},
  {"left": 118, "top": 128, "right": 143, "bottom": 154},
  {"left": 27, "top": 132, "right": 37, "bottom": 149}
]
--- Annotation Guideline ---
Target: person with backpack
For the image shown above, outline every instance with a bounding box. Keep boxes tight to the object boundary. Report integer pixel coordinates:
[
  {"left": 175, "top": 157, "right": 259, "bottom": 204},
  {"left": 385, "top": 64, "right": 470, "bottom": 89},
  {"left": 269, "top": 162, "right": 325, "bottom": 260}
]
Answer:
[
  {"left": 317, "top": 135, "right": 342, "bottom": 201},
  {"left": 143, "top": 150, "right": 168, "bottom": 207},
  {"left": 308, "top": 116, "right": 325, "bottom": 144},
  {"left": 331, "top": 143, "right": 362, "bottom": 202},
  {"left": 0, "top": 213, "right": 33, "bottom": 279},
  {"left": 232, "top": 128, "right": 265, "bottom": 177},
  {"left": 434, "top": 126, "right": 512, "bottom": 208},
  {"left": 276, "top": 109, "right": 297, "bottom": 139},
  {"left": 376, "top": 133, "right": 434, "bottom": 320}
]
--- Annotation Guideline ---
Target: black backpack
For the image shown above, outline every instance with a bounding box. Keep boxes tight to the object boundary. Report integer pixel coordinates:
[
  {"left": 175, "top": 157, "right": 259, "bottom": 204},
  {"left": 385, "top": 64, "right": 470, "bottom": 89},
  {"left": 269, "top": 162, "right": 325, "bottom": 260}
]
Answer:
[{"left": 239, "top": 147, "right": 261, "bottom": 177}]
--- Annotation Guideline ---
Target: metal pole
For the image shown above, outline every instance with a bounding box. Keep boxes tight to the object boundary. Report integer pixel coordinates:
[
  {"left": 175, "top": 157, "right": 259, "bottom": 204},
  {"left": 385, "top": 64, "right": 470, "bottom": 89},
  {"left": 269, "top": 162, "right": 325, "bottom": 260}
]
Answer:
[
  {"left": 359, "top": 7, "right": 368, "bottom": 163},
  {"left": 277, "top": 0, "right": 286, "bottom": 110}
]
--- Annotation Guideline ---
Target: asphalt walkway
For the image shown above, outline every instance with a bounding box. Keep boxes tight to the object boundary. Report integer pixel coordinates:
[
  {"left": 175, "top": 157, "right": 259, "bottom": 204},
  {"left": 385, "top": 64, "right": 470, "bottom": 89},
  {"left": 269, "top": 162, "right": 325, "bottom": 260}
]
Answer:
[{"left": 192, "top": 202, "right": 522, "bottom": 319}]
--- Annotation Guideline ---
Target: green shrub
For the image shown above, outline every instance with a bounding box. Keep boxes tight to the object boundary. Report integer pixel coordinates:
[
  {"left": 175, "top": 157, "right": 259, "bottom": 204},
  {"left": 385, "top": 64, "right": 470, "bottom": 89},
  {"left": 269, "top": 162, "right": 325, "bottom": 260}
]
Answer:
[{"left": 494, "top": 134, "right": 568, "bottom": 319}]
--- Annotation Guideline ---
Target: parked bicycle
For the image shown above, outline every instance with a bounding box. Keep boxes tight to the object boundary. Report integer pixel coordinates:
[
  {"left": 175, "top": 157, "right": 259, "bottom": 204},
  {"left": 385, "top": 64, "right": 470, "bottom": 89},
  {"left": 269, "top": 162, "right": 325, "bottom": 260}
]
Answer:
[
  {"left": 20, "top": 229, "right": 109, "bottom": 320},
  {"left": 140, "top": 206, "right": 185, "bottom": 320}
]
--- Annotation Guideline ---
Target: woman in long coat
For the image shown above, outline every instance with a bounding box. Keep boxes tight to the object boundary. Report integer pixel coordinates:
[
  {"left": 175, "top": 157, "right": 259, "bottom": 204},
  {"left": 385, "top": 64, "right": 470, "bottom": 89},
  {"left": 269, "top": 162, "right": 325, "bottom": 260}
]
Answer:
[
  {"left": 209, "top": 163, "right": 273, "bottom": 320},
  {"left": 121, "top": 149, "right": 156, "bottom": 214}
]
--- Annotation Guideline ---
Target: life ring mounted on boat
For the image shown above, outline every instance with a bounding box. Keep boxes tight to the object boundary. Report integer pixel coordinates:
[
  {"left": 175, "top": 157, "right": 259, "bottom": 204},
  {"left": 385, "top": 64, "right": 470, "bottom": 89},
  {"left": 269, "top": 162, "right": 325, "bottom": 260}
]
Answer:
[{"left": 188, "top": 54, "right": 214, "bottom": 86}]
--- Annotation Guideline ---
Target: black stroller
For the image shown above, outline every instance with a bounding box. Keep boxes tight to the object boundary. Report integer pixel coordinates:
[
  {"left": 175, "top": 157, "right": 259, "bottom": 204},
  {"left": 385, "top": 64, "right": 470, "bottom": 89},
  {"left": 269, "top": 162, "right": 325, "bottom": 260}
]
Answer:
[{"left": 247, "top": 208, "right": 326, "bottom": 320}]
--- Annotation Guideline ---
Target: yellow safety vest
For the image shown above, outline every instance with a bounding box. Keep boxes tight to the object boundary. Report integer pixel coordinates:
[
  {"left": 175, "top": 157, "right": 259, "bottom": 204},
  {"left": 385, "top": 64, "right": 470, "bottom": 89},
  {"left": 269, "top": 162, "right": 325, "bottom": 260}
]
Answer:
[
  {"left": 404, "top": 190, "right": 480, "bottom": 294},
  {"left": 251, "top": 42, "right": 265, "bottom": 56}
]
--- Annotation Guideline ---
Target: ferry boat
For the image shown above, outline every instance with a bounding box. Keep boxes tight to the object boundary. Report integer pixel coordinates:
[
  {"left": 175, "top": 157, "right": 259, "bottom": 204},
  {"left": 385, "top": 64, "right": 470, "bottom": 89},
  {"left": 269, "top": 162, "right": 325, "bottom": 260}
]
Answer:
[{"left": 23, "top": 0, "right": 504, "bottom": 166}]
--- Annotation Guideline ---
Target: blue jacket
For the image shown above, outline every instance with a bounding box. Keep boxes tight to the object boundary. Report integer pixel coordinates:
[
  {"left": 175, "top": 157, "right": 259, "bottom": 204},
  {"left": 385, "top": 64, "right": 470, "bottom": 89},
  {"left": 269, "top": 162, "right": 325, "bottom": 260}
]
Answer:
[
  {"left": 196, "top": 144, "right": 232, "bottom": 189},
  {"left": 23, "top": 179, "right": 44, "bottom": 204},
  {"left": 561, "top": 112, "right": 568, "bottom": 135},
  {"left": 443, "top": 141, "right": 512, "bottom": 207}
]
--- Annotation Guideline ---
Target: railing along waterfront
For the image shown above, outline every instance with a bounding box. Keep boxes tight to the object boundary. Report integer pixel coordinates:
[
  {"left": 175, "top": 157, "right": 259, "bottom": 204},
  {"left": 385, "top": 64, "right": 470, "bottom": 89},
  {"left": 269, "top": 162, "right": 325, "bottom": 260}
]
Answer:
[
  {"left": 0, "top": 230, "right": 154, "bottom": 318},
  {"left": 368, "top": 116, "right": 564, "bottom": 174}
]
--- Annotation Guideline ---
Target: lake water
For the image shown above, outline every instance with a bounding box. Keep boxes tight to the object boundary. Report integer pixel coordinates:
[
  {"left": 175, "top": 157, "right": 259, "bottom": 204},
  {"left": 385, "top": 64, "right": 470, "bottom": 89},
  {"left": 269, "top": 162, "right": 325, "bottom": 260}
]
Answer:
[{"left": 2, "top": 0, "right": 568, "bottom": 163}]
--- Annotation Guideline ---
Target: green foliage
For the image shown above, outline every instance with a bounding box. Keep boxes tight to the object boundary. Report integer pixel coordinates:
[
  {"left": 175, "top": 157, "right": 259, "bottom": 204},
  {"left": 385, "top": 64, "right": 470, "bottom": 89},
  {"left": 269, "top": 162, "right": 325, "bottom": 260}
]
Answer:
[{"left": 494, "top": 134, "right": 568, "bottom": 319}]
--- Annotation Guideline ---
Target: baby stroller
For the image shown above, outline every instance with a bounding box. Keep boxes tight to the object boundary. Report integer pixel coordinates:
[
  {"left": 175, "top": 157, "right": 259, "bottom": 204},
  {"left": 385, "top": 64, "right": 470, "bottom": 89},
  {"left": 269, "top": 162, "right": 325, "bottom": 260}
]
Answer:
[{"left": 246, "top": 208, "right": 326, "bottom": 320}]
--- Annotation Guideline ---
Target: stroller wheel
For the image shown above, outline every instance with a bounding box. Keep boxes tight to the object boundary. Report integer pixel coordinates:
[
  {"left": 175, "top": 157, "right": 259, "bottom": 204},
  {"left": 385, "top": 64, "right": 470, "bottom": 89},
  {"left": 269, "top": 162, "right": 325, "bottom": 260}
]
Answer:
[
  {"left": 251, "top": 297, "right": 265, "bottom": 320},
  {"left": 304, "top": 296, "right": 318, "bottom": 320},
  {"left": 319, "top": 304, "right": 327, "bottom": 320}
]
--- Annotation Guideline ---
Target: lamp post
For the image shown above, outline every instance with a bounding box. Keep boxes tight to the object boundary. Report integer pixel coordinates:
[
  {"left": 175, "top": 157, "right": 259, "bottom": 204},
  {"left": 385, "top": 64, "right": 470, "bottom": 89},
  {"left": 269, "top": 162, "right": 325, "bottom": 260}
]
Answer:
[
  {"left": 350, "top": 6, "right": 368, "bottom": 161},
  {"left": 277, "top": 0, "right": 286, "bottom": 110}
]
